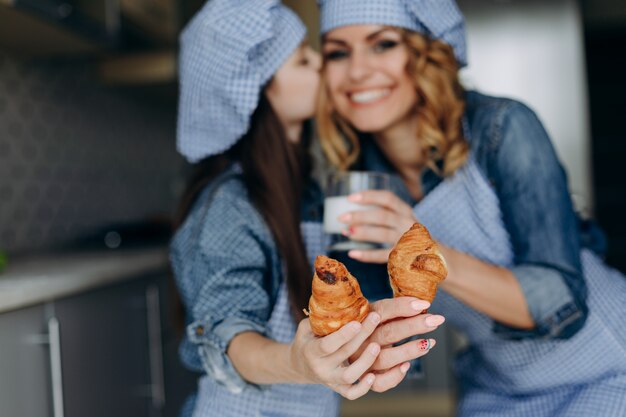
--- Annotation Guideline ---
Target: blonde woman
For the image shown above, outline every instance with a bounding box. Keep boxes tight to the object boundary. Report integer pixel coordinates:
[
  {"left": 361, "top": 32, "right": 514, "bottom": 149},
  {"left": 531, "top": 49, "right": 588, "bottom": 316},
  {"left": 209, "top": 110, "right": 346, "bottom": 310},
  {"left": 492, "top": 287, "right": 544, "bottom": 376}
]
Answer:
[{"left": 316, "top": 0, "right": 626, "bottom": 416}]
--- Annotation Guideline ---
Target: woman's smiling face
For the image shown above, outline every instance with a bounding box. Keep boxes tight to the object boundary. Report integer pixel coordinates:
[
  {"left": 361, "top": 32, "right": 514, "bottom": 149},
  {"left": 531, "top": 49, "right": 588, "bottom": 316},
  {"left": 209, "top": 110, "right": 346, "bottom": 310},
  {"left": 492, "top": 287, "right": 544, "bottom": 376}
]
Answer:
[{"left": 322, "top": 25, "right": 418, "bottom": 133}]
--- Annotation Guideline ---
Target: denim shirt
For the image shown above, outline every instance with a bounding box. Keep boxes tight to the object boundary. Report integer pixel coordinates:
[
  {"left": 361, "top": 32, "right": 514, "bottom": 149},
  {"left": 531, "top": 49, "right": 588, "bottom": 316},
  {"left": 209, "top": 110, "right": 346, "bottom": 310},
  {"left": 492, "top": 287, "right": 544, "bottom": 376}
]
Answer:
[
  {"left": 169, "top": 166, "right": 323, "bottom": 391},
  {"left": 347, "top": 90, "right": 599, "bottom": 340}
]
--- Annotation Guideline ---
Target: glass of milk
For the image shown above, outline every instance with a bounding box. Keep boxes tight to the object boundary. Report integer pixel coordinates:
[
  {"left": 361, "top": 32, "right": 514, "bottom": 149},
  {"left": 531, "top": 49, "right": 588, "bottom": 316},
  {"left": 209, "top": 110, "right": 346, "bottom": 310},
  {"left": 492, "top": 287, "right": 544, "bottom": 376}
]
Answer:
[{"left": 323, "top": 171, "right": 391, "bottom": 251}]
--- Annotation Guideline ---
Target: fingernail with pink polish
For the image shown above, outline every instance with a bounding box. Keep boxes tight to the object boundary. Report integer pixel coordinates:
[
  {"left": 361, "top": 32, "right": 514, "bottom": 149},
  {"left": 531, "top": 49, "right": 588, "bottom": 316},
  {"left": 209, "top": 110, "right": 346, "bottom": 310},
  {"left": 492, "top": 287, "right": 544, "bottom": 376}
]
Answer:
[
  {"left": 411, "top": 300, "right": 430, "bottom": 311},
  {"left": 425, "top": 315, "right": 445, "bottom": 327},
  {"left": 400, "top": 362, "right": 410, "bottom": 374}
]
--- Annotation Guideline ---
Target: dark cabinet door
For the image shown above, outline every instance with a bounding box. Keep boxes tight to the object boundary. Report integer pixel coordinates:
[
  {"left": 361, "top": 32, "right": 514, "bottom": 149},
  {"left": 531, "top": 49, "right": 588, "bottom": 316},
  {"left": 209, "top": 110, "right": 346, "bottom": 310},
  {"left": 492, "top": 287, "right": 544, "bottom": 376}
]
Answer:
[
  {"left": 153, "top": 275, "right": 198, "bottom": 417},
  {"left": 0, "top": 304, "right": 53, "bottom": 417},
  {"left": 54, "top": 278, "right": 155, "bottom": 417}
]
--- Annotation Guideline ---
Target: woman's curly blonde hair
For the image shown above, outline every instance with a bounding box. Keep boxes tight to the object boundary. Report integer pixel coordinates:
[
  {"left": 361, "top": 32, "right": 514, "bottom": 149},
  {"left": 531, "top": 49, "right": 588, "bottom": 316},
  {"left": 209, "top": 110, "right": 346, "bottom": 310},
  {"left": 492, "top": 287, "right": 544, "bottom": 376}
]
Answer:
[{"left": 317, "top": 29, "right": 469, "bottom": 176}]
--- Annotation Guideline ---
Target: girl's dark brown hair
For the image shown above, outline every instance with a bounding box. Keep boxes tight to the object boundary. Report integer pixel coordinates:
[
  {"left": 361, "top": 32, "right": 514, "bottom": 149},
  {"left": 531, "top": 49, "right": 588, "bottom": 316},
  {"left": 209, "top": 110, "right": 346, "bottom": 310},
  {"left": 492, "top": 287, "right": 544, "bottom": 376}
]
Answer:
[{"left": 173, "top": 94, "right": 313, "bottom": 324}]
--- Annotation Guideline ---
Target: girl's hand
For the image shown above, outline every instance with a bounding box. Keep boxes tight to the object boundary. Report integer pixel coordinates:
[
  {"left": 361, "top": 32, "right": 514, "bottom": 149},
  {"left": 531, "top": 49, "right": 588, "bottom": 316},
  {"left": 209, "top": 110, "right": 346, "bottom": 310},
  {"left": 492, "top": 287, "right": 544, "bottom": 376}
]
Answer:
[
  {"left": 289, "top": 312, "right": 382, "bottom": 400},
  {"left": 353, "top": 297, "right": 445, "bottom": 392},
  {"left": 339, "top": 190, "right": 417, "bottom": 263}
]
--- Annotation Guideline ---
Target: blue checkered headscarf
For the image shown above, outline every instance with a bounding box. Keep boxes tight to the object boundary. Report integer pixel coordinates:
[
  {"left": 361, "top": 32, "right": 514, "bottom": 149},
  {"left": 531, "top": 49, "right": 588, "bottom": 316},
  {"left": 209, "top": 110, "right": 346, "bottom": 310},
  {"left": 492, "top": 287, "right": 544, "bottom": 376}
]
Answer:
[
  {"left": 318, "top": 0, "right": 467, "bottom": 67},
  {"left": 177, "top": 0, "right": 306, "bottom": 163}
]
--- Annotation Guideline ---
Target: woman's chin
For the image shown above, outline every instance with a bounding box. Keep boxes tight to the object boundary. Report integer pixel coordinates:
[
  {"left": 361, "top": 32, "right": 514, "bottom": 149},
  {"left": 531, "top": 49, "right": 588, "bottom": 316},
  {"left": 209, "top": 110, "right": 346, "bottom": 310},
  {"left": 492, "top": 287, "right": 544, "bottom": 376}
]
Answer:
[{"left": 349, "top": 119, "right": 389, "bottom": 134}]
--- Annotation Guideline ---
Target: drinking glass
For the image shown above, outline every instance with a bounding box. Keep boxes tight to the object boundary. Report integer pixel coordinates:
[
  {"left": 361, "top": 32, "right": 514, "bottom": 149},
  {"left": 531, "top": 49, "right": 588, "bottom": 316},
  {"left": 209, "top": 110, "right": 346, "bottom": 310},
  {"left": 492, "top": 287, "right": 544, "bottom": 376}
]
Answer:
[{"left": 323, "top": 171, "right": 391, "bottom": 251}]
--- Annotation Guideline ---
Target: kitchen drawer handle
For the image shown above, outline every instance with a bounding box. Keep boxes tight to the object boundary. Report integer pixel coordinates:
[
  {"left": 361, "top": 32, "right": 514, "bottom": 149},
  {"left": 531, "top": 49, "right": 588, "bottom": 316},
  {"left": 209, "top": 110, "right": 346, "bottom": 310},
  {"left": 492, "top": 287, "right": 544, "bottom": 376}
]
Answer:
[
  {"left": 146, "top": 285, "right": 165, "bottom": 409},
  {"left": 48, "top": 317, "right": 65, "bottom": 417}
]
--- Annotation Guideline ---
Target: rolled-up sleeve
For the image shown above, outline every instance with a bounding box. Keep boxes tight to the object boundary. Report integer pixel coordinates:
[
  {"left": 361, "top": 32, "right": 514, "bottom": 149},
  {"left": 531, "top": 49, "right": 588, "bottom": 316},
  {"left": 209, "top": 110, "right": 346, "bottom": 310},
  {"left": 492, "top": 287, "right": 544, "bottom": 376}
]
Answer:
[
  {"left": 171, "top": 185, "right": 277, "bottom": 392},
  {"left": 488, "top": 101, "right": 588, "bottom": 339}
]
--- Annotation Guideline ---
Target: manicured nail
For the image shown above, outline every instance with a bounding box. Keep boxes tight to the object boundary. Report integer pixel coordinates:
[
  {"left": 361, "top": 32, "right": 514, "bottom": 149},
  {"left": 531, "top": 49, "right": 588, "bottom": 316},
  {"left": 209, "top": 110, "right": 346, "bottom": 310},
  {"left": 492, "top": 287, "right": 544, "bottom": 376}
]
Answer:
[
  {"left": 425, "top": 315, "right": 445, "bottom": 327},
  {"left": 348, "top": 193, "right": 363, "bottom": 202},
  {"left": 400, "top": 362, "right": 410, "bottom": 374},
  {"left": 411, "top": 300, "right": 430, "bottom": 311},
  {"left": 365, "top": 374, "right": 375, "bottom": 384},
  {"left": 348, "top": 250, "right": 362, "bottom": 258},
  {"left": 338, "top": 213, "right": 351, "bottom": 223},
  {"left": 368, "top": 343, "right": 380, "bottom": 355},
  {"left": 419, "top": 339, "right": 436, "bottom": 351}
]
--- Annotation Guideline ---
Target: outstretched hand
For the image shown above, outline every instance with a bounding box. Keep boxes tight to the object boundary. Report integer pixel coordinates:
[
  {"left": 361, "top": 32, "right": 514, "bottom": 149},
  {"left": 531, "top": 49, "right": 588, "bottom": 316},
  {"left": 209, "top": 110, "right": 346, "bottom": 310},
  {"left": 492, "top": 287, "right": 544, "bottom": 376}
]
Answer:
[
  {"left": 354, "top": 296, "right": 445, "bottom": 392},
  {"left": 289, "top": 312, "right": 382, "bottom": 400},
  {"left": 290, "top": 296, "right": 445, "bottom": 399}
]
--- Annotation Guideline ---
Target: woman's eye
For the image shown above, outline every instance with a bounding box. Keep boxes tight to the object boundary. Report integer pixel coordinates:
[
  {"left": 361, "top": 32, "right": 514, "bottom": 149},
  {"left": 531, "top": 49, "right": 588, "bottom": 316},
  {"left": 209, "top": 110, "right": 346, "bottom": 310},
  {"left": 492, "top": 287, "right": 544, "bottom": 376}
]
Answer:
[
  {"left": 324, "top": 49, "right": 349, "bottom": 61},
  {"left": 373, "top": 40, "right": 398, "bottom": 53}
]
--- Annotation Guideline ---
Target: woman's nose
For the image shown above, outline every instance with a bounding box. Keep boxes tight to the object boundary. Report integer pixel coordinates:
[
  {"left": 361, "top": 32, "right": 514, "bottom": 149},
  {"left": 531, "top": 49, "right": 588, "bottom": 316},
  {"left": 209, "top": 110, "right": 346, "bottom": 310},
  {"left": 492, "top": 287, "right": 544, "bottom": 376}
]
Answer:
[{"left": 348, "top": 51, "right": 373, "bottom": 82}]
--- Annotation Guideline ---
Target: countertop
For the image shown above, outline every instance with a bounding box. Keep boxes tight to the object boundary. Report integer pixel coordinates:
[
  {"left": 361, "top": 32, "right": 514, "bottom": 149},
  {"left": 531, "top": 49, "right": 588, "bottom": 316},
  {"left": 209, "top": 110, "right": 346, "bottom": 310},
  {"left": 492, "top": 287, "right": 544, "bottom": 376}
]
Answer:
[{"left": 0, "top": 248, "right": 169, "bottom": 313}]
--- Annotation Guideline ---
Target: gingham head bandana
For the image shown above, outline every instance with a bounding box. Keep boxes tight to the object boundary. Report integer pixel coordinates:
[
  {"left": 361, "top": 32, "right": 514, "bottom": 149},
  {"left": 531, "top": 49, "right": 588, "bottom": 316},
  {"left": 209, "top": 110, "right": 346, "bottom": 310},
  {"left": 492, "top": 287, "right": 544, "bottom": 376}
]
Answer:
[
  {"left": 177, "top": 0, "right": 306, "bottom": 163},
  {"left": 318, "top": 0, "right": 467, "bottom": 67}
]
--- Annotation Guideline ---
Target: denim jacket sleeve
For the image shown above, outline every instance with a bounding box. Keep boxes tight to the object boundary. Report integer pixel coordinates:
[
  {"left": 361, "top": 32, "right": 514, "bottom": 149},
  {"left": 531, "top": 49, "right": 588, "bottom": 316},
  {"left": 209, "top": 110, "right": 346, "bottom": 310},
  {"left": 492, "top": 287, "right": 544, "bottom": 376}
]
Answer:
[
  {"left": 485, "top": 100, "right": 588, "bottom": 339},
  {"left": 170, "top": 179, "right": 278, "bottom": 393}
]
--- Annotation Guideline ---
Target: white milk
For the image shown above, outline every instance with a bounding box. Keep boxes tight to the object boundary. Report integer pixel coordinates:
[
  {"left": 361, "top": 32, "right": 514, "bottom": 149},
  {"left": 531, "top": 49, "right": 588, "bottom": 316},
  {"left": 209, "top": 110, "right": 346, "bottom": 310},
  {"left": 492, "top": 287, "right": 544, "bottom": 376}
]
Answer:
[{"left": 323, "top": 196, "right": 375, "bottom": 233}]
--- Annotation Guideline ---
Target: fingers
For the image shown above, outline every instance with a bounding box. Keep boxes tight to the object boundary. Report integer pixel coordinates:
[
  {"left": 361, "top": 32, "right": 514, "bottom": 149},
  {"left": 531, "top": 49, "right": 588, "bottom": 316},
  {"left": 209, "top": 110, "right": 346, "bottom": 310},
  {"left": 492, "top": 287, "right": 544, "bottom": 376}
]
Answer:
[
  {"left": 372, "top": 338, "right": 436, "bottom": 371},
  {"left": 315, "top": 311, "right": 379, "bottom": 358},
  {"left": 345, "top": 223, "right": 398, "bottom": 245},
  {"left": 340, "top": 208, "right": 398, "bottom": 229},
  {"left": 370, "top": 313, "right": 445, "bottom": 346},
  {"left": 339, "top": 342, "right": 380, "bottom": 384},
  {"left": 347, "top": 248, "right": 390, "bottom": 264},
  {"left": 369, "top": 297, "right": 431, "bottom": 323},
  {"left": 315, "top": 320, "right": 362, "bottom": 356},
  {"left": 334, "top": 373, "right": 376, "bottom": 400},
  {"left": 331, "top": 312, "right": 381, "bottom": 361},
  {"left": 370, "top": 362, "right": 411, "bottom": 393},
  {"left": 349, "top": 190, "right": 415, "bottom": 218}
]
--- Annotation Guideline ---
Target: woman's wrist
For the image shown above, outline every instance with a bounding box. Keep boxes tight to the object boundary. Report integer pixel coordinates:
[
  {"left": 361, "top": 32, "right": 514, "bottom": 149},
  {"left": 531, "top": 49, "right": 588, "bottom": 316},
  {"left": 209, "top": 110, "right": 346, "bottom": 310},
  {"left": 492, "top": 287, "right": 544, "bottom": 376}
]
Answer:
[{"left": 437, "top": 243, "right": 457, "bottom": 288}]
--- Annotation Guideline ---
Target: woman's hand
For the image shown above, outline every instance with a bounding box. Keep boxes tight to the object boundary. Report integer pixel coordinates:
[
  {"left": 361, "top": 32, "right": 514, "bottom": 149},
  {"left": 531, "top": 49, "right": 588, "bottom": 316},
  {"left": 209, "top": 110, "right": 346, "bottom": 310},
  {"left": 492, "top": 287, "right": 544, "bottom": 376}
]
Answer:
[
  {"left": 339, "top": 190, "right": 417, "bottom": 263},
  {"left": 355, "top": 297, "right": 445, "bottom": 392},
  {"left": 288, "top": 312, "right": 383, "bottom": 400},
  {"left": 287, "top": 297, "right": 444, "bottom": 398}
]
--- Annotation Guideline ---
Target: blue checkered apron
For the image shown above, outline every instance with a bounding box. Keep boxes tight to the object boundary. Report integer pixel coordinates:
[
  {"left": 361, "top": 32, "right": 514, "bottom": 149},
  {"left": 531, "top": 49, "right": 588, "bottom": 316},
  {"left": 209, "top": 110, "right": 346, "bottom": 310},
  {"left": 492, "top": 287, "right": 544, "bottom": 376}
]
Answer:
[
  {"left": 191, "top": 221, "right": 340, "bottom": 417},
  {"left": 414, "top": 156, "right": 626, "bottom": 416}
]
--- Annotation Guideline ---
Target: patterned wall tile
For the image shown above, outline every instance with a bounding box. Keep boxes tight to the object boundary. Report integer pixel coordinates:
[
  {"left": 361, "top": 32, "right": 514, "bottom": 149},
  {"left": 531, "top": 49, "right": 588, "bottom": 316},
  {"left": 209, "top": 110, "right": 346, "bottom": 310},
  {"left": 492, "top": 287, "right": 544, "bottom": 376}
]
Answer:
[{"left": 0, "top": 54, "right": 184, "bottom": 253}]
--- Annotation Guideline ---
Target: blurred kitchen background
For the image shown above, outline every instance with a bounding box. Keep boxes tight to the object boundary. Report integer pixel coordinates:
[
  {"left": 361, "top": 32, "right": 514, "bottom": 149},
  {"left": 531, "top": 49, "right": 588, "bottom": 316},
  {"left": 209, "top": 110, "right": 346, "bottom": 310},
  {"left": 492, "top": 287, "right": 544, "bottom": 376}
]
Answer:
[{"left": 0, "top": 0, "right": 624, "bottom": 416}]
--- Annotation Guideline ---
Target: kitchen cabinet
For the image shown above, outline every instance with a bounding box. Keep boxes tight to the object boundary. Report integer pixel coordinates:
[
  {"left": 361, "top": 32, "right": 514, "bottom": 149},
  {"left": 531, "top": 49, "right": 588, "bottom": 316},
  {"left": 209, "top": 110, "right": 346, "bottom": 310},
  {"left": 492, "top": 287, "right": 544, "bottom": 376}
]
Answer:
[
  {"left": 54, "top": 275, "right": 159, "bottom": 417},
  {"left": 0, "top": 0, "right": 119, "bottom": 56},
  {"left": 0, "top": 304, "right": 53, "bottom": 417},
  {"left": 121, "top": 0, "right": 179, "bottom": 44},
  {"left": 0, "top": 267, "right": 196, "bottom": 417}
]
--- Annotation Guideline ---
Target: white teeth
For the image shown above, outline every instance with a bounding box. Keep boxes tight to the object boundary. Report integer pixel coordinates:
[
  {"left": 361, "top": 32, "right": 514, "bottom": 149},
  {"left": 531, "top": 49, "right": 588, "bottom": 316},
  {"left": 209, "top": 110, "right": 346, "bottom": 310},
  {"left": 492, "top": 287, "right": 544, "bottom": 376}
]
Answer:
[{"left": 350, "top": 88, "right": 391, "bottom": 103}]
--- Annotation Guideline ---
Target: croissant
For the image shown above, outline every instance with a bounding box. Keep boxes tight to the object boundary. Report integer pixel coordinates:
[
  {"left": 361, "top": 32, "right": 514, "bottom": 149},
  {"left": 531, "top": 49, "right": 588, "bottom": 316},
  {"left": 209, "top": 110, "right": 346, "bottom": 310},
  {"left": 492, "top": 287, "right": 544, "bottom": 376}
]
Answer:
[
  {"left": 307, "top": 255, "right": 370, "bottom": 336},
  {"left": 388, "top": 223, "right": 447, "bottom": 311}
]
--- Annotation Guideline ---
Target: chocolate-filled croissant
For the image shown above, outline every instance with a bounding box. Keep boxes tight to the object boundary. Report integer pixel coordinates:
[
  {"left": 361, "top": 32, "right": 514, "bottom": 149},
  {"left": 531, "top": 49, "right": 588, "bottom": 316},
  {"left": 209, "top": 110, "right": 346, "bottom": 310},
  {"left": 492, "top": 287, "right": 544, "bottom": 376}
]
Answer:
[
  {"left": 307, "top": 255, "right": 370, "bottom": 336},
  {"left": 388, "top": 223, "right": 447, "bottom": 311}
]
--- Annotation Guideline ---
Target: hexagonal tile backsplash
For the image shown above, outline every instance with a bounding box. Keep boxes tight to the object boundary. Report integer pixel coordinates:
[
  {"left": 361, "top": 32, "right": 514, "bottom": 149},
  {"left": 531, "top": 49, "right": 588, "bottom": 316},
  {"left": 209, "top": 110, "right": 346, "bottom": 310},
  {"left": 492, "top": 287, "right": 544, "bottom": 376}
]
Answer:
[{"left": 0, "top": 54, "right": 184, "bottom": 253}]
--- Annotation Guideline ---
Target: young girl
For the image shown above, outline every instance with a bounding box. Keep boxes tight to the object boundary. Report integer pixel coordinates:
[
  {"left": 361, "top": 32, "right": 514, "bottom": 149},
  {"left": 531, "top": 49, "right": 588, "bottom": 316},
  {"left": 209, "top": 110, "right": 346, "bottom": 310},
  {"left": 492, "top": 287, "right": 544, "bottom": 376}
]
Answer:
[
  {"left": 316, "top": 0, "right": 626, "bottom": 416},
  {"left": 170, "top": 1, "right": 444, "bottom": 416}
]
